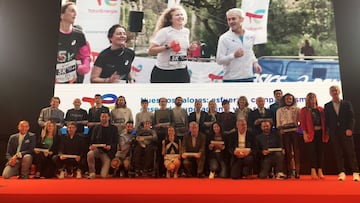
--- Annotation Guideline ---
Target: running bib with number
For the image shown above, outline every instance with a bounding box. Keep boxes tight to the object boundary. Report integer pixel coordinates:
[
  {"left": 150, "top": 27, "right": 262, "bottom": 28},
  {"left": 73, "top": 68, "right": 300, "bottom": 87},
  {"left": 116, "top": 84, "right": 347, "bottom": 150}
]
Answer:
[
  {"left": 169, "top": 54, "right": 187, "bottom": 66},
  {"left": 56, "top": 60, "right": 77, "bottom": 83}
]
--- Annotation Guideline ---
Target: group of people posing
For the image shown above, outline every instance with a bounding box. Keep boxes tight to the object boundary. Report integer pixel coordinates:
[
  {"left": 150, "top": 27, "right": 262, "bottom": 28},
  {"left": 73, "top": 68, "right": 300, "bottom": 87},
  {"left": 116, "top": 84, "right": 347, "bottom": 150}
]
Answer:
[
  {"left": 3, "top": 85, "right": 359, "bottom": 181},
  {"left": 57, "top": 3, "right": 262, "bottom": 84}
]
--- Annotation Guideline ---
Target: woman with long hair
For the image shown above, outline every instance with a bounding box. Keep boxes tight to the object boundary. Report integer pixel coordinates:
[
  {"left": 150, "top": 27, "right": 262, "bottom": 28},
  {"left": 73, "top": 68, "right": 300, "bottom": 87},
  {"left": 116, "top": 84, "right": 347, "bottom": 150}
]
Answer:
[
  {"left": 33, "top": 120, "right": 60, "bottom": 178},
  {"left": 208, "top": 122, "right": 228, "bottom": 179},
  {"left": 148, "top": 6, "right": 196, "bottom": 83},
  {"left": 300, "top": 93, "right": 328, "bottom": 179},
  {"left": 235, "top": 96, "right": 252, "bottom": 122}
]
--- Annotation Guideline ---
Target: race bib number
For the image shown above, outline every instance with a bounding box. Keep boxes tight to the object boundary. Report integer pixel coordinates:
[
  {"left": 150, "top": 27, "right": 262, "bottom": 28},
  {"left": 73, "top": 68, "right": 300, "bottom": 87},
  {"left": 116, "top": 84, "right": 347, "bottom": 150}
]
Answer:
[
  {"left": 169, "top": 54, "right": 187, "bottom": 66},
  {"left": 56, "top": 60, "right": 77, "bottom": 83},
  {"left": 113, "top": 118, "right": 126, "bottom": 124}
]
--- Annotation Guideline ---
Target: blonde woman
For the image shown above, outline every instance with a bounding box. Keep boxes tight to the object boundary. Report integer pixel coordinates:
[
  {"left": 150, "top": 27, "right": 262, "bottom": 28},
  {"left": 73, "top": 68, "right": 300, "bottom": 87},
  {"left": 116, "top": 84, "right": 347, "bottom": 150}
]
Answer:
[
  {"left": 300, "top": 93, "right": 328, "bottom": 179},
  {"left": 235, "top": 96, "right": 252, "bottom": 121},
  {"left": 148, "top": 6, "right": 196, "bottom": 83},
  {"left": 33, "top": 120, "right": 60, "bottom": 178}
]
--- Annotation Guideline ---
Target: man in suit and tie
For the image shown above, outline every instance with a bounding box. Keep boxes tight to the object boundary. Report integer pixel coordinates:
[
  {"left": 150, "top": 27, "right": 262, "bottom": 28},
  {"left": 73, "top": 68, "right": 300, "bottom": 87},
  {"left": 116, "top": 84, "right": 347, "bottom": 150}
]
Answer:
[
  {"left": 188, "top": 99, "right": 207, "bottom": 134},
  {"left": 324, "top": 85, "right": 359, "bottom": 181},
  {"left": 248, "top": 97, "right": 273, "bottom": 135}
]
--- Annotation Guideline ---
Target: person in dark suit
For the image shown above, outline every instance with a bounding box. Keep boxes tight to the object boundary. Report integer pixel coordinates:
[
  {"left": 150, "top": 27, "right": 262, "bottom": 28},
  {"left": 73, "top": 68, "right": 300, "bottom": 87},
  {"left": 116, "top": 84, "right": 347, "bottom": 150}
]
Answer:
[
  {"left": 188, "top": 99, "right": 209, "bottom": 175},
  {"left": 2, "top": 121, "right": 36, "bottom": 179},
  {"left": 228, "top": 119, "right": 256, "bottom": 179},
  {"left": 324, "top": 85, "right": 359, "bottom": 181},
  {"left": 188, "top": 99, "right": 207, "bottom": 134},
  {"left": 248, "top": 97, "right": 273, "bottom": 135},
  {"left": 181, "top": 122, "right": 206, "bottom": 178}
]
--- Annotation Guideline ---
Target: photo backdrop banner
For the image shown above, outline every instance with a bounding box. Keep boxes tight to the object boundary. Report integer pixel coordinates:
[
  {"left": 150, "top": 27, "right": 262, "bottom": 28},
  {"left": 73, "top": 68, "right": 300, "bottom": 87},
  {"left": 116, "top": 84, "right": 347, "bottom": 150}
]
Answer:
[
  {"left": 241, "top": 0, "right": 270, "bottom": 44},
  {"left": 54, "top": 82, "right": 341, "bottom": 116},
  {"left": 75, "top": 0, "right": 121, "bottom": 53}
]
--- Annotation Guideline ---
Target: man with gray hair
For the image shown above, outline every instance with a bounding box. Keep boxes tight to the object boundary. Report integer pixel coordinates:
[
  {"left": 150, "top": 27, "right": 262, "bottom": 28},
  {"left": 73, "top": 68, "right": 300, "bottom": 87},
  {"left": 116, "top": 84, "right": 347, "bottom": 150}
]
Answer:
[
  {"left": 216, "top": 8, "right": 262, "bottom": 82},
  {"left": 181, "top": 121, "right": 206, "bottom": 178}
]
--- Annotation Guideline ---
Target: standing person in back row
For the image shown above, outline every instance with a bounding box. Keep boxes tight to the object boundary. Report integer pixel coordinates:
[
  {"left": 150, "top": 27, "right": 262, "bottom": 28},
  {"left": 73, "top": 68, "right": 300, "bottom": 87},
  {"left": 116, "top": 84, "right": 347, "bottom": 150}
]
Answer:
[
  {"left": 324, "top": 85, "right": 359, "bottom": 181},
  {"left": 38, "top": 96, "right": 65, "bottom": 129},
  {"left": 216, "top": 8, "right": 262, "bottom": 82},
  {"left": 148, "top": 6, "right": 197, "bottom": 83}
]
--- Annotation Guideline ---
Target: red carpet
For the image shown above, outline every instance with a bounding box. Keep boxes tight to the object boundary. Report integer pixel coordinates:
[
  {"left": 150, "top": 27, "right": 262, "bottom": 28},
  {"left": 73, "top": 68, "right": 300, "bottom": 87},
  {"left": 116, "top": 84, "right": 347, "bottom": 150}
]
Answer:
[{"left": 0, "top": 176, "right": 359, "bottom": 202}]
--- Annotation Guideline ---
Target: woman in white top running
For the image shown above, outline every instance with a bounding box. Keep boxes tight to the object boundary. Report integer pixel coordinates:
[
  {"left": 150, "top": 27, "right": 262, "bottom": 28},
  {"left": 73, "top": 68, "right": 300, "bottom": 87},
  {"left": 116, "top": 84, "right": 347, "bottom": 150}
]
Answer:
[{"left": 148, "top": 6, "right": 196, "bottom": 83}]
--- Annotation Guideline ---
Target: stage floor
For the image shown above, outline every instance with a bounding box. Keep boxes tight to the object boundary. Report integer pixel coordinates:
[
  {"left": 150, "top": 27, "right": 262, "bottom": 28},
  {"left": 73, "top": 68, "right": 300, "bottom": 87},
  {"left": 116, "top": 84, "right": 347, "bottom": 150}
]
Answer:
[{"left": 0, "top": 175, "right": 359, "bottom": 203}]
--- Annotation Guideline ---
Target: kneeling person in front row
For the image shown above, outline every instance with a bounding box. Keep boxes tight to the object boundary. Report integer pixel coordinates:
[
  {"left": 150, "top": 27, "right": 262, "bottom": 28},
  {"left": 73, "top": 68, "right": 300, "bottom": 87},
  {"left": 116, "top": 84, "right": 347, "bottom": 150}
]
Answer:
[
  {"left": 87, "top": 112, "right": 118, "bottom": 179},
  {"left": 256, "top": 121, "right": 286, "bottom": 179},
  {"left": 3, "top": 121, "right": 36, "bottom": 179},
  {"left": 54, "top": 122, "right": 86, "bottom": 179},
  {"left": 181, "top": 122, "right": 206, "bottom": 178}
]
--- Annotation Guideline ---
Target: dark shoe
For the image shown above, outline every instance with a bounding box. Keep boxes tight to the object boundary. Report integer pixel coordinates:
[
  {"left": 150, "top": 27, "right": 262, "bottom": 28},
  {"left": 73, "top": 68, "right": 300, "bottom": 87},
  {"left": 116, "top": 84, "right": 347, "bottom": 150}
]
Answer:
[
  {"left": 197, "top": 173, "right": 205, "bottom": 178},
  {"left": 295, "top": 172, "right": 300, "bottom": 179},
  {"left": 147, "top": 169, "right": 153, "bottom": 176},
  {"left": 18, "top": 175, "right": 29, "bottom": 179},
  {"left": 135, "top": 170, "right": 141, "bottom": 177}
]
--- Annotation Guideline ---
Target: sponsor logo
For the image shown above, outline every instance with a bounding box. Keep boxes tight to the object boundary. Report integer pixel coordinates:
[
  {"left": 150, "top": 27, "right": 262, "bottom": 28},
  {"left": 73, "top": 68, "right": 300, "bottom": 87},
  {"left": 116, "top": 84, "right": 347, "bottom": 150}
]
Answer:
[
  {"left": 245, "top": 9, "right": 266, "bottom": 24},
  {"left": 82, "top": 93, "right": 117, "bottom": 107},
  {"left": 97, "top": 0, "right": 117, "bottom": 6}
]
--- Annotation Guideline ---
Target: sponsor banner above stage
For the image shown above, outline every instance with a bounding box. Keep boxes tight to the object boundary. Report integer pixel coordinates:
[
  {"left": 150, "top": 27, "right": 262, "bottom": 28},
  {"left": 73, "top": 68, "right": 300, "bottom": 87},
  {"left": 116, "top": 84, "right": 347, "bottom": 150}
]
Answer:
[{"left": 54, "top": 82, "right": 341, "bottom": 116}]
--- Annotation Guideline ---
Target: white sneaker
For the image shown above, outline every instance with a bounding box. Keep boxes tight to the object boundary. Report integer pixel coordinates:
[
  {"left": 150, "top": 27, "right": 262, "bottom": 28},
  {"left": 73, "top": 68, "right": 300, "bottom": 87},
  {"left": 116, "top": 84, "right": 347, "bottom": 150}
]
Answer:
[
  {"left": 338, "top": 172, "right": 346, "bottom": 181},
  {"left": 209, "top": 172, "right": 215, "bottom": 179},
  {"left": 58, "top": 170, "right": 65, "bottom": 179},
  {"left": 353, "top": 172, "right": 359, "bottom": 181},
  {"left": 76, "top": 169, "right": 82, "bottom": 179},
  {"left": 276, "top": 172, "right": 286, "bottom": 180},
  {"left": 87, "top": 172, "right": 96, "bottom": 179}
]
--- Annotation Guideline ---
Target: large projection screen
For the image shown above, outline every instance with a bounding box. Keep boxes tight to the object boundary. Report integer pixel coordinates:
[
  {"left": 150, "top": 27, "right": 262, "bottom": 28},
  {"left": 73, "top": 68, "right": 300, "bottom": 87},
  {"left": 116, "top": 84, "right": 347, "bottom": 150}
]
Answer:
[{"left": 54, "top": 0, "right": 340, "bottom": 116}]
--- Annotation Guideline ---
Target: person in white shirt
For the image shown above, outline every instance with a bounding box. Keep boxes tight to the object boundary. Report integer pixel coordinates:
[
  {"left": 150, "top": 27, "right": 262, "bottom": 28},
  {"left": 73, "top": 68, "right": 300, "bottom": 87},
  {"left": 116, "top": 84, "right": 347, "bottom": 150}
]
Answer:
[
  {"left": 216, "top": 8, "right": 262, "bottom": 82},
  {"left": 148, "top": 6, "right": 196, "bottom": 83},
  {"left": 111, "top": 96, "right": 134, "bottom": 135},
  {"left": 135, "top": 99, "right": 154, "bottom": 130},
  {"left": 276, "top": 93, "right": 301, "bottom": 179}
]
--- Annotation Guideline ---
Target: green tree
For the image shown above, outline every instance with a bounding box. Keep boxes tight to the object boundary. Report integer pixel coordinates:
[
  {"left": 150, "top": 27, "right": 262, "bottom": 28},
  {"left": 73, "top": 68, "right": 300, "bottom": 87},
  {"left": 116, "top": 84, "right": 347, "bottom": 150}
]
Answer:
[{"left": 129, "top": 0, "right": 337, "bottom": 57}]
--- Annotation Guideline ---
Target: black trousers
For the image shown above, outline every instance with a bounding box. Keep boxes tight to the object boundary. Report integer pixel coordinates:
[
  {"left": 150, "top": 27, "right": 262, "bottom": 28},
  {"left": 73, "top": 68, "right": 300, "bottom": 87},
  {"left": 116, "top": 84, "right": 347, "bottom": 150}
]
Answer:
[
  {"left": 230, "top": 155, "right": 253, "bottom": 179},
  {"left": 331, "top": 128, "right": 359, "bottom": 173},
  {"left": 282, "top": 131, "right": 300, "bottom": 174},
  {"left": 306, "top": 130, "right": 325, "bottom": 169},
  {"left": 150, "top": 66, "right": 190, "bottom": 83}
]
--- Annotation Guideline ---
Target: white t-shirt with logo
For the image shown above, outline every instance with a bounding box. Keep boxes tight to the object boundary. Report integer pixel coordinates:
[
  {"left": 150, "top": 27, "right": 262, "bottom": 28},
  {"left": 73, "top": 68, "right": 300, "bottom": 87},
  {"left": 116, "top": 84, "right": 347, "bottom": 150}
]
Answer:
[{"left": 151, "top": 26, "right": 190, "bottom": 70}]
